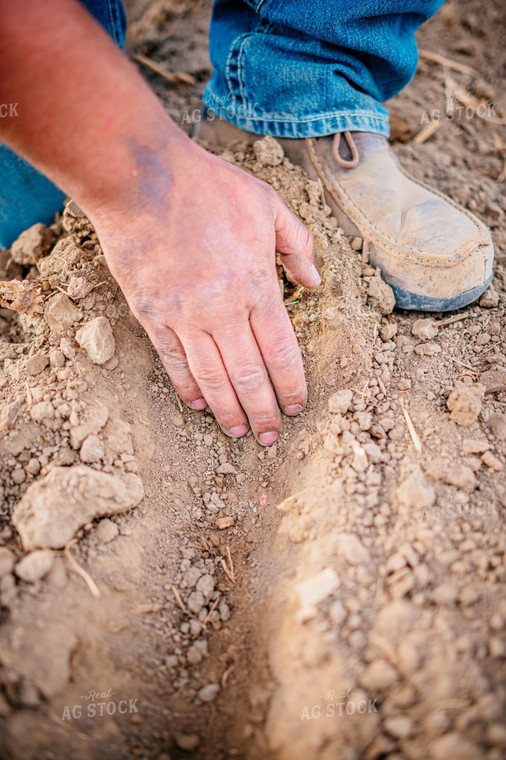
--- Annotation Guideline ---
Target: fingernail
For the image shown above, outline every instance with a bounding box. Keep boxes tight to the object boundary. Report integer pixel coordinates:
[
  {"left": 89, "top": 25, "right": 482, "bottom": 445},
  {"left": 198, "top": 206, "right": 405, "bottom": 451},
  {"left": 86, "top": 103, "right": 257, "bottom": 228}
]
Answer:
[
  {"left": 310, "top": 264, "right": 321, "bottom": 286},
  {"left": 230, "top": 424, "right": 248, "bottom": 437},
  {"left": 189, "top": 397, "right": 207, "bottom": 410},
  {"left": 259, "top": 431, "right": 279, "bottom": 445},
  {"left": 284, "top": 404, "right": 303, "bottom": 415}
]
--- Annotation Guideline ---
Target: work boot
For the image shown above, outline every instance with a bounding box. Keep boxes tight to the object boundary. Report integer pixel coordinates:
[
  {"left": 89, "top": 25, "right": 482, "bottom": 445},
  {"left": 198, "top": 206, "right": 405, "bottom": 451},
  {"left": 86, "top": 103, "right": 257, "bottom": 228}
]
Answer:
[{"left": 195, "top": 114, "right": 494, "bottom": 312}]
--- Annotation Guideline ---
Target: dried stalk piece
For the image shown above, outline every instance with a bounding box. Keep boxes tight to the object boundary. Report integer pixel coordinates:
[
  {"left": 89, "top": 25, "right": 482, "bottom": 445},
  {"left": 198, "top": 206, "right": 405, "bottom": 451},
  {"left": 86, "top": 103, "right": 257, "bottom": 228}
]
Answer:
[{"left": 0, "top": 280, "right": 43, "bottom": 315}]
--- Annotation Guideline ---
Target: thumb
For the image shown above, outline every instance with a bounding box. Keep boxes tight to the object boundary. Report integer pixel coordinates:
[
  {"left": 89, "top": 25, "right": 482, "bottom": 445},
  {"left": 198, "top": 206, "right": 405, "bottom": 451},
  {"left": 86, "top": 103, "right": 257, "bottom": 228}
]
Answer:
[{"left": 272, "top": 192, "right": 321, "bottom": 289}]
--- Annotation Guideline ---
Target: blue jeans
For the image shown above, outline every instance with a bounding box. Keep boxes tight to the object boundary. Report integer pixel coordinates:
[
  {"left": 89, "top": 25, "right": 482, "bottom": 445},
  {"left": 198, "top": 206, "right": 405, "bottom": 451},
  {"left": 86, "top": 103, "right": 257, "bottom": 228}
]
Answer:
[
  {"left": 0, "top": 0, "right": 442, "bottom": 248},
  {"left": 204, "top": 0, "right": 444, "bottom": 138}
]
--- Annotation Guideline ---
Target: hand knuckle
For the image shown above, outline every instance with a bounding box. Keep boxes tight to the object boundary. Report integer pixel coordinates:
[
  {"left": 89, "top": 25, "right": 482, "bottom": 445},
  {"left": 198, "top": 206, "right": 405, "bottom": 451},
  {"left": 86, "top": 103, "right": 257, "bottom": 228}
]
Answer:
[
  {"left": 266, "top": 341, "right": 300, "bottom": 371},
  {"left": 197, "top": 366, "right": 227, "bottom": 390},
  {"left": 231, "top": 364, "right": 265, "bottom": 392}
]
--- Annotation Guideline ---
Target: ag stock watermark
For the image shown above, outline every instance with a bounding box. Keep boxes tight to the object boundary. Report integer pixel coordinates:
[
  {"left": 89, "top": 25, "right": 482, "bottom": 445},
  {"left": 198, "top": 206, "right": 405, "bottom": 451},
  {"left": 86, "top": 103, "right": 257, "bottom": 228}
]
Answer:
[
  {"left": 0, "top": 103, "right": 18, "bottom": 118},
  {"left": 61, "top": 688, "right": 139, "bottom": 721},
  {"left": 420, "top": 93, "right": 499, "bottom": 125},
  {"left": 301, "top": 688, "right": 378, "bottom": 721},
  {"left": 421, "top": 500, "right": 498, "bottom": 522}
]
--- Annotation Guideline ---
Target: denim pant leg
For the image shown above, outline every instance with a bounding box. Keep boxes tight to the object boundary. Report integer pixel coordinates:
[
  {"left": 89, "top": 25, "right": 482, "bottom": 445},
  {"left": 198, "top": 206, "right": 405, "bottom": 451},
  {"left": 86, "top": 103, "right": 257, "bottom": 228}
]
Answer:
[
  {"left": 0, "top": 0, "right": 127, "bottom": 249},
  {"left": 203, "top": 0, "right": 445, "bottom": 139}
]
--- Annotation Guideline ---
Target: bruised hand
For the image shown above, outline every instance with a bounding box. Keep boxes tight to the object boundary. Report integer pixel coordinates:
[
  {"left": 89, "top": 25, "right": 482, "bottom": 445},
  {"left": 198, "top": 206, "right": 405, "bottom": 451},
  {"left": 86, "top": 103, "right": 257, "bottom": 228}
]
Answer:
[{"left": 91, "top": 138, "right": 320, "bottom": 445}]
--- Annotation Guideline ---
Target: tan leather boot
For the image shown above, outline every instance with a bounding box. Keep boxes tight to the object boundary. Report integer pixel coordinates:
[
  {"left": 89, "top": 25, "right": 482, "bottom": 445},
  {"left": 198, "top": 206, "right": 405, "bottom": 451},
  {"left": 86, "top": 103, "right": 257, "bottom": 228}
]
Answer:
[{"left": 195, "top": 115, "right": 494, "bottom": 312}]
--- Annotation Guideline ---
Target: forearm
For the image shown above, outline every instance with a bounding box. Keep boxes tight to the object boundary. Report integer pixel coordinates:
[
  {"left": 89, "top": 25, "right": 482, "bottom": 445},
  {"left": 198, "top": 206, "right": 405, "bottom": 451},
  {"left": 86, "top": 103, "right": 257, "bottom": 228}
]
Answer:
[{"left": 0, "top": 0, "right": 189, "bottom": 217}]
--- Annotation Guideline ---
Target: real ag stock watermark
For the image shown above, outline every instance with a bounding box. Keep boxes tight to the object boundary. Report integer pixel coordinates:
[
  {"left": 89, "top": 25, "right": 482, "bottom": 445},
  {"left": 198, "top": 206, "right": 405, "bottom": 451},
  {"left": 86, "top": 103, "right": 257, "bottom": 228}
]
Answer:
[
  {"left": 61, "top": 688, "right": 139, "bottom": 721},
  {"left": 420, "top": 92, "right": 499, "bottom": 125},
  {"left": 421, "top": 501, "right": 498, "bottom": 522},
  {"left": 301, "top": 688, "right": 378, "bottom": 721},
  {"left": 0, "top": 103, "right": 18, "bottom": 118}
]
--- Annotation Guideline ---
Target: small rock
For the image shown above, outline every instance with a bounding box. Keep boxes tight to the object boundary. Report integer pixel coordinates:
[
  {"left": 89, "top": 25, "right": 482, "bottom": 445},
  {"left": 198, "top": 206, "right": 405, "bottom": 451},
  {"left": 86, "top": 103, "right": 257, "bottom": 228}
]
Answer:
[
  {"left": 25, "top": 353, "right": 49, "bottom": 376},
  {"left": 481, "top": 451, "right": 503, "bottom": 471},
  {"left": 360, "top": 659, "right": 398, "bottom": 691},
  {"left": 384, "top": 716, "right": 414, "bottom": 739},
  {"left": 49, "top": 349, "right": 66, "bottom": 368},
  {"left": 197, "top": 683, "right": 220, "bottom": 703},
  {"left": 15, "top": 549, "right": 55, "bottom": 582},
  {"left": 488, "top": 414, "right": 506, "bottom": 441},
  {"left": 95, "top": 518, "right": 119, "bottom": 543},
  {"left": 67, "top": 276, "right": 94, "bottom": 300},
  {"left": 12, "top": 465, "right": 143, "bottom": 549},
  {"left": 44, "top": 293, "right": 82, "bottom": 333},
  {"left": 479, "top": 285, "right": 499, "bottom": 308},
  {"left": 196, "top": 574, "right": 215, "bottom": 604},
  {"left": 12, "top": 468, "right": 26, "bottom": 484},
  {"left": 30, "top": 401, "right": 54, "bottom": 422},
  {"left": 187, "top": 590, "right": 206, "bottom": 614},
  {"left": 75, "top": 316, "right": 115, "bottom": 364},
  {"left": 328, "top": 600, "right": 347, "bottom": 626},
  {"left": 380, "top": 322, "right": 397, "bottom": 341},
  {"left": 462, "top": 438, "right": 490, "bottom": 454},
  {"left": 411, "top": 318, "right": 438, "bottom": 340},
  {"left": 443, "top": 464, "right": 477, "bottom": 491},
  {"left": 70, "top": 403, "right": 109, "bottom": 449},
  {"left": 396, "top": 468, "right": 435, "bottom": 510},
  {"left": 328, "top": 389, "right": 353, "bottom": 414},
  {"left": 432, "top": 582, "right": 458, "bottom": 606},
  {"left": 368, "top": 273, "right": 395, "bottom": 315},
  {"left": 296, "top": 568, "right": 339, "bottom": 606},
  {"left": 447, "top": 382, "right": 485, "bottom": 425},
  {"left": 334, "top": 533, "right": 371, "bottom": 565},
  {"left": 10, "top": 223, "right": 54, "bottom": 265},
  {"left": 414, "top": 342, "right": 441, "bottom": 356},
  {"left": 175, "top": 733, "right": 200, "bottom": 752},
  {"left": 479, "top": 368, "right": 506, "bottom": 393},
  {"left": 79, "top": 434, "right": 105, "bottom": 463},
  {"left": 0, "top": 547, "right": 15, "bottom": 577},
  {"left": 253, "top": 136, "right": 284, "bottom": 166}
]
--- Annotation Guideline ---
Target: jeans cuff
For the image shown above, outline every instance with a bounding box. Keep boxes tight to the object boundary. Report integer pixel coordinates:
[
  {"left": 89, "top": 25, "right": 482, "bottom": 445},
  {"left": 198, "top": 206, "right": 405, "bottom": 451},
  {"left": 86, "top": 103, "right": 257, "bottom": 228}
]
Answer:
[{"left": 203, "top": 87, "right": 390, "bottom": 139}]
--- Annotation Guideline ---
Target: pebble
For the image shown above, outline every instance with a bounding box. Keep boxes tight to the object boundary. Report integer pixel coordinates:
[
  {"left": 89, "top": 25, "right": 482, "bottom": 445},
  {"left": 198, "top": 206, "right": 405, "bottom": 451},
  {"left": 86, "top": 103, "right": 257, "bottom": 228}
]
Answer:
[
  {"left": 75, "top": 316, "right": 115, "bottom": 364},
  {"left": 196, "top": 574, "right": 215, "bottom": 604},
  {"left": 446, "top": 382, "right": 485, "bottom": 425},
  {"left": 414, "top": 342, "right": 441, "bottom": 356},
  {"left": 479, "top": 367, "right": 506, "bottom": 393},
  {"left": 328, "top": 389, "right": 353, "bottom": 414},
  {"left": 462, "top": 438, "right": 490, "bottom": 454},
  {"left": 10, "top": 223, "right": 54, "bottom": 265},
  {"left": 481, "top": 451, "right": 503, "bottom": 471},
  {"left": 15, "top": 549, "right": 55, "bottom": 582},
  {"left": 396, "top": 468, "right": 435, "bottom": 510},
  {"left": 175, "top": 733, "right": 200, "bottom": 752},
  {"left": 443, "top": 464, "right": 477, "bottom": 492},
  {"left": 197, "top": 683, "right": 220, "bottom": 703},
  {"left": 334, "top": 533, "right": 371, "bottom": 565},
  {"left": 384, "top": 716, "right": 414, "bottom": 739},
  {"left": 79, "top": 434, "right": 105, "bottom": 463},
  {"left": 49, "top": 349, "right": 66, "bottom": 368},
  {"left": 479, "top": 285, "right": 499, "bottom": 308},
  {"left": 44, "top": 293, "right": 82, "bottom": 333},
  {"left": 411, "top": 318, "right": 438, "bottom": 340},
  {"left": 360, "top": 659, "right": 398, "bottom": 691},
  {"left": 187, "top": 590, "right": 206, "bottom": 614},
  {"left": 296, "top": 568, "right": 339, "bottom": 606},
  {"left": 25, "top": 353, "right": 49, "bottom": 376},
  {"left": 95, "top": 518, "right": 119, "bottom": 543},
  {"left": 432, "top": 582, "right": 459, "bottom": 606},
  {"left": 380, "top": 322, "right": 397, "bottom": 341},
  {"left": 11, "top": 468, "right": 26, "bottom": 484},
  {"left": 488, "top": 414, "right": 506, "bottom": 441},
  {"left": 30, "top": 401, "right": 55, "bottom": 422},
  {"left": 368, "top": 274, "right": 396, "bottom": 314},
  {"left": 253, "top": 136, "right": 284, "bottom": 166}
]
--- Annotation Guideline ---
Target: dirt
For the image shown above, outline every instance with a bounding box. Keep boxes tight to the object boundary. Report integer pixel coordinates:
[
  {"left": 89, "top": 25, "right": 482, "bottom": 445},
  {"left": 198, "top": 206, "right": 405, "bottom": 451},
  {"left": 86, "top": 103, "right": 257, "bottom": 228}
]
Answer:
[{"left": 0, "top": 1, "right": 505, "bottom": 759}]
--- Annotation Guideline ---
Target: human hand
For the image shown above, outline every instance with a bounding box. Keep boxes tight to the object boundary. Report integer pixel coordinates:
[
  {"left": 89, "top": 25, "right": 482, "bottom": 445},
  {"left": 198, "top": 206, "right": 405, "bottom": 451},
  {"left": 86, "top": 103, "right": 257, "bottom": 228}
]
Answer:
[{"left": 91, "top": 137, "right": 320, "bottom": 445}]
